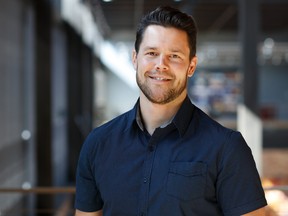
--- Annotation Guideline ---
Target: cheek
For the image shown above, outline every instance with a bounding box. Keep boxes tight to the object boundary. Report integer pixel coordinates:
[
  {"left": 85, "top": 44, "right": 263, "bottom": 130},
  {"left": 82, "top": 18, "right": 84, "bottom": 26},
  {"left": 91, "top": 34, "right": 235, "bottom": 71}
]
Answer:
[
  {"left": 172, "top": 64, "right": 190, "bottom": 76},
  {"left": 141, "top": 57, "right": 152, "bottom": 65},
  {"left": 175, "top": 70, "right": 190, "bottom": 82},
  {"left": 138, "top": 59, "right": 154, "bottom": 71}
]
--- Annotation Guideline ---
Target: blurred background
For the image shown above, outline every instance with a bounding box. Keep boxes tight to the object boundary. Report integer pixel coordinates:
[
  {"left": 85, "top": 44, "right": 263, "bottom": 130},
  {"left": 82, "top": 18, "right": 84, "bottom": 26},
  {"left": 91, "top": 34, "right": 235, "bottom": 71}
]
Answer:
[{"left": 0, "top": 0, "right": 287, "bottom": 215}]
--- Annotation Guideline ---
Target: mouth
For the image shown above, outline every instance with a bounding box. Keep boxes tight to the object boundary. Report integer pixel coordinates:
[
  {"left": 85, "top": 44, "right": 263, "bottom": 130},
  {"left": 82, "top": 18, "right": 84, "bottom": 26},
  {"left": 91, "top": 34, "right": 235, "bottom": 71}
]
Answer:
[{"left": 149, "top": 76, "right": 171, "bottom": 81}]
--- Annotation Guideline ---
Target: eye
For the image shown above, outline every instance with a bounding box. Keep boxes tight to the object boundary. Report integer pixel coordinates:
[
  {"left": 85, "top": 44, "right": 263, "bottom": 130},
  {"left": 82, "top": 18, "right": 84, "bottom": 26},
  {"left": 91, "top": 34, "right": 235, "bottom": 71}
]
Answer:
[
  {"left": 171, "top": 54, "right": 180, "bottom": 59},
  {"left": 146, "top": 52, "right": 158, "bottom": 56},
  {"left": 170, "top": 54, "right": 183, "bottom": 61}
]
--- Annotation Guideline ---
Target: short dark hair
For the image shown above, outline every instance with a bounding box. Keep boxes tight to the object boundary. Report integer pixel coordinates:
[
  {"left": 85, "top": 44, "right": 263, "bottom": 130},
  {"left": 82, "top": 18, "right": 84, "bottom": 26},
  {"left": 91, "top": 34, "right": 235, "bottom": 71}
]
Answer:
[{"left": 134, "top": 6, "right": 198, "bottom": 59}]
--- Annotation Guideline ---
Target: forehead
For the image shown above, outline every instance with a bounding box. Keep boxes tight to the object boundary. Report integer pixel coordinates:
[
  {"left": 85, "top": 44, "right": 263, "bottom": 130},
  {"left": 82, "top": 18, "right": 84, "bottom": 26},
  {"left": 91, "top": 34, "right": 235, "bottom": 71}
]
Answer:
[{"left": 140, "top": 25, "right": 190, "bottom": 52}]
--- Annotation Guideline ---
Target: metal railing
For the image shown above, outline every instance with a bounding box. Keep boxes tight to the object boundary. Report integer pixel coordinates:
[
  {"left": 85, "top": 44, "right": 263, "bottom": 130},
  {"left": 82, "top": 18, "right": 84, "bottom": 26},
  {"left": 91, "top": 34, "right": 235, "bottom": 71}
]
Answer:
[
  {"left": 0, "top": 187, "right": 75, "bottom": 216},
  {"left": 0, "top": 186, "right": 288, "bottom": 216},
  {"left": 0, "top": 187, "right": 75, "bottom": 194}
]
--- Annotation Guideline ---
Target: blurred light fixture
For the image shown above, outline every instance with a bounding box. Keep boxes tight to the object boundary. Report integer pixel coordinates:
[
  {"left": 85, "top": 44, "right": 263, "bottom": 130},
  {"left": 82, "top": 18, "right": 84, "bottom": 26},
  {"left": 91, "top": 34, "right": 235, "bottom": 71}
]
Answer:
[
  {"left": 21, "top": 130, "right": 31, "bottom": 141},
  {"left": 264, "top": 38, "right": 275, "bottom": 49},
  {"left": 262, "top": 37, "right": 275, "bottom": 59},
  {"left": 22, "top": 182, "right": 32, "bottom": 190},
  {"left": 103, "top": 0, "right": 113, "bottom": 2},
  {"left": 100, "top": 42, "right": 137, "bottom": 89}
]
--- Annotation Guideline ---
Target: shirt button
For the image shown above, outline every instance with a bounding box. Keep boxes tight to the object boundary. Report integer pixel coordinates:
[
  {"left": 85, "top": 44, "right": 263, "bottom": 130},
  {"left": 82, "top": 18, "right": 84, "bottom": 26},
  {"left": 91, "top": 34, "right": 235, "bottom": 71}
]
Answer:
[
  {"left": 148, "top": 145, "right": 155, "bottom": 152},
  {"left": 143, "top": 178, "right": 147, "bottom": 183}
]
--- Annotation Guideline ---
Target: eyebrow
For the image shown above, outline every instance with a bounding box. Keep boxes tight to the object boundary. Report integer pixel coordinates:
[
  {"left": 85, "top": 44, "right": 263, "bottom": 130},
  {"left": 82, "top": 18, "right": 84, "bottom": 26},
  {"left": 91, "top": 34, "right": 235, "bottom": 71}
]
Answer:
[
  {"left": 143, "top": 46, "right": 185, "bottom": 55},
  {"left": 170, "top": 49, "right": 185, "bottom": 55},
  {"left": 142, "top": 46, "right": 157, "bottom": 51}
]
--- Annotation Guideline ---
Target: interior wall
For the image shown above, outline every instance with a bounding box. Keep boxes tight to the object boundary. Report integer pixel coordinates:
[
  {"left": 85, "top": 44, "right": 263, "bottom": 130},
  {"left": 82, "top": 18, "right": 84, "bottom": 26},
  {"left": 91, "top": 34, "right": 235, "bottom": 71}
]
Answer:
[
  {"left": 260, "top": 65, "right": 288, "bottom": 148},
  {"left": 0, "top": 0, "right": 27, "bottom": 213},
  {"left": 259, "top": 65, "right": 288, "bottom": 120}
]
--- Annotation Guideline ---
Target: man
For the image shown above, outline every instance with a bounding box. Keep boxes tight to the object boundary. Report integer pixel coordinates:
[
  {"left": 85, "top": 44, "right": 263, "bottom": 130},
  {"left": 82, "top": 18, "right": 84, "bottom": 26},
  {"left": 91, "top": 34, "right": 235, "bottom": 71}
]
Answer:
[{"left": 75, "top": 6, "right": 267, "bottom": 216}]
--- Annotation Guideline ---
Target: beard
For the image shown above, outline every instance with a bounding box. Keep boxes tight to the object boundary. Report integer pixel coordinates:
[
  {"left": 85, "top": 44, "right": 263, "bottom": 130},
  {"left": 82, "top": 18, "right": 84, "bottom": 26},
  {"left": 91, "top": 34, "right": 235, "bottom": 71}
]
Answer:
[{"left": 136, "top": 69, "right": 188, "bottom": 105}]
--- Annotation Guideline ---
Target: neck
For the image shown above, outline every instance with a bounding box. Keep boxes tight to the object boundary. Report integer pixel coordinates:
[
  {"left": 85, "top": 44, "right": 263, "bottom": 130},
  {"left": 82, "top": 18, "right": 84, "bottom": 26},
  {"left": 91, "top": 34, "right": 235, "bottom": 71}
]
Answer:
[{"left": 139, "top": 93, "right": 186, "bottom": 135}]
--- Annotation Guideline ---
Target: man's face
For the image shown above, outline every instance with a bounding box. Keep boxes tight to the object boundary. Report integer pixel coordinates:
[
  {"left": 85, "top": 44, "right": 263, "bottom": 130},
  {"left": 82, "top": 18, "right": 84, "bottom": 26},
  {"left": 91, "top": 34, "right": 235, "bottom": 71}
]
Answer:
[{"left": 133, "top": 25, "right": 197, "bottom": 105}]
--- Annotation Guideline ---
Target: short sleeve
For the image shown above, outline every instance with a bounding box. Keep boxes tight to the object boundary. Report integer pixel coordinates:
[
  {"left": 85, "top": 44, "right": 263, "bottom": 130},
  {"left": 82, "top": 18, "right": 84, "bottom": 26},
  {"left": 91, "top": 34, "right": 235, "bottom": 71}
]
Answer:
[
  {"left": 74, "top": 132, "right": 103, "bottom": 212},
  {"left": 217, "top": 131, "right": 267, "bottom": 216}
]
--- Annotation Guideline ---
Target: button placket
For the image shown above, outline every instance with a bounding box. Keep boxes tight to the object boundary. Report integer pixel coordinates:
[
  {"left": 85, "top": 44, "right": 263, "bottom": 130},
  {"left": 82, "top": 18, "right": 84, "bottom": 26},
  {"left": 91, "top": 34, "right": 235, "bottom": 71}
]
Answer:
[{"left": 138, "top": 138, "right": 158, "bottom": 216}]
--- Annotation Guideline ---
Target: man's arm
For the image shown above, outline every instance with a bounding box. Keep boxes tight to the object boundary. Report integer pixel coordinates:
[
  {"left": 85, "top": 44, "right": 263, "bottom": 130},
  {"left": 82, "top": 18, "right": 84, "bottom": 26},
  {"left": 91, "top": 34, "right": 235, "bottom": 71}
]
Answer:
[
  {"left": 242, "top": 207, "right": 266, "bottom": 216},
  {"left": 75, "top": 209, "right": 103, "bottom": 216}
]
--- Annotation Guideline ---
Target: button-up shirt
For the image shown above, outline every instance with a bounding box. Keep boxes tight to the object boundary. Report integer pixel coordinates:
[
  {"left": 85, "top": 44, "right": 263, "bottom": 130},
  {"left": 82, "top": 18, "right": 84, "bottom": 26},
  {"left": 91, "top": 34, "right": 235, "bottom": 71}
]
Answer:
[{"left": 75, "top": 97, "right": 267, "bottom": 215}]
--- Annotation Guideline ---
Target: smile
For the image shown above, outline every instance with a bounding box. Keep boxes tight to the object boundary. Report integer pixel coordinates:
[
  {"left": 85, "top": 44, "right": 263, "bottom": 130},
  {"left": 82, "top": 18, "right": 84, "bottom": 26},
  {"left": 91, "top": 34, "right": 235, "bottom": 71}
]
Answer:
[
  {"left": 150, "top": 76, "right": 170, "bottom": 81},
  {"left": 155, "top": 77, "right": 167, "bottom": 81}
]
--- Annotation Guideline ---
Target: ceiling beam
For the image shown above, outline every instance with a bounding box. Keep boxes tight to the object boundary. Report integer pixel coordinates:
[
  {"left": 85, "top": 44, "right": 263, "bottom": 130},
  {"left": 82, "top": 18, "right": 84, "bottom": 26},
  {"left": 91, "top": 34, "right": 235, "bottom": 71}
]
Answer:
[
  {"left": 186, "top": 0, "right": 288, "bottom": 3},
  {"left": 208, "top": 5, "right": 237, "bottom": 33}
]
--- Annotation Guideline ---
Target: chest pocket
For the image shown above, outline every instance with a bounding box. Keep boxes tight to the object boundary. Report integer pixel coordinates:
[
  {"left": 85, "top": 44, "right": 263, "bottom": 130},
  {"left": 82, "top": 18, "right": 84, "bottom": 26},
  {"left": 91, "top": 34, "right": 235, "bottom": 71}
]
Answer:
[{"left": 166, "top": 162, "right": 207, "bottom": 201}]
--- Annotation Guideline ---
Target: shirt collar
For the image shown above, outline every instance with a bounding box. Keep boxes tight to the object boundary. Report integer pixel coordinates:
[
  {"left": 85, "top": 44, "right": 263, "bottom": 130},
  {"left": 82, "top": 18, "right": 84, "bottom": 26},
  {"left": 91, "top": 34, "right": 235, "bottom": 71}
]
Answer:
[
  {"left": 172, "top": 96, "right": 195, "bottom": 137},
  {"left": 135, "top": 102, "right": 144, "bottom": 131},
  {"left": 131, "top": 96, "right": 195, "bottom": 137}
]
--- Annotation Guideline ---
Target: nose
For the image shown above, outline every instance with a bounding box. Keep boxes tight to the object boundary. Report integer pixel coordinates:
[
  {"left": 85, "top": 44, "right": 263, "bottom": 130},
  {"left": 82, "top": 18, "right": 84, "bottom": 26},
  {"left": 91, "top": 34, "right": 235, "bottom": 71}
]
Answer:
[{"left": 155, "top": 55, "right": 168, "bottom": 71}]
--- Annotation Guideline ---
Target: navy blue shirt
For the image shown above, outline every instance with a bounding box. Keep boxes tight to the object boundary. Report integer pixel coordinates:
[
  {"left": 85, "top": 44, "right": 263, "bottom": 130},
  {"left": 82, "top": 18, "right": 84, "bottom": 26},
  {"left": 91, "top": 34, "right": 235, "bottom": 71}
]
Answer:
[{"left": 75, "top": 97, "right": 267, "bottom": 216}]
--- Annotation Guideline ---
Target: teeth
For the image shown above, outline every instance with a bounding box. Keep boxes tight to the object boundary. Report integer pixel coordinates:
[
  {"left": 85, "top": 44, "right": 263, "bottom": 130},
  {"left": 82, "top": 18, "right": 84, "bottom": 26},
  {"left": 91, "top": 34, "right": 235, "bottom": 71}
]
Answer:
[{"left": 155, "top": 77, "right": 166, "bottom": 81}]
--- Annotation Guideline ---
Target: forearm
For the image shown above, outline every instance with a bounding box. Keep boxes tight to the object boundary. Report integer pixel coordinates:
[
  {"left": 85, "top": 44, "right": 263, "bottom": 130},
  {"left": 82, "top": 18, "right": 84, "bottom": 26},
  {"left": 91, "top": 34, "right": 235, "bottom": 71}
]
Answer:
[
  {"left": 242, "top": 207, "right": 266, "bottom": 216},
  {"left": 75, "top": 209, "right": 103, "bottom": 216}
]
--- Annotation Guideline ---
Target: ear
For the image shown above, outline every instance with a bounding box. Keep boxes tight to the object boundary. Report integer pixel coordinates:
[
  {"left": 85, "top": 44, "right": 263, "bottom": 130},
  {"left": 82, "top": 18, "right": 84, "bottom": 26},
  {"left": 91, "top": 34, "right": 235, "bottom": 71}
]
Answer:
[
  {"left": 188, "top": 56, "right": 198, "bottom": 77},
  {"left": 132, "top": 50, "right": 137, "bottom": 70}
]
